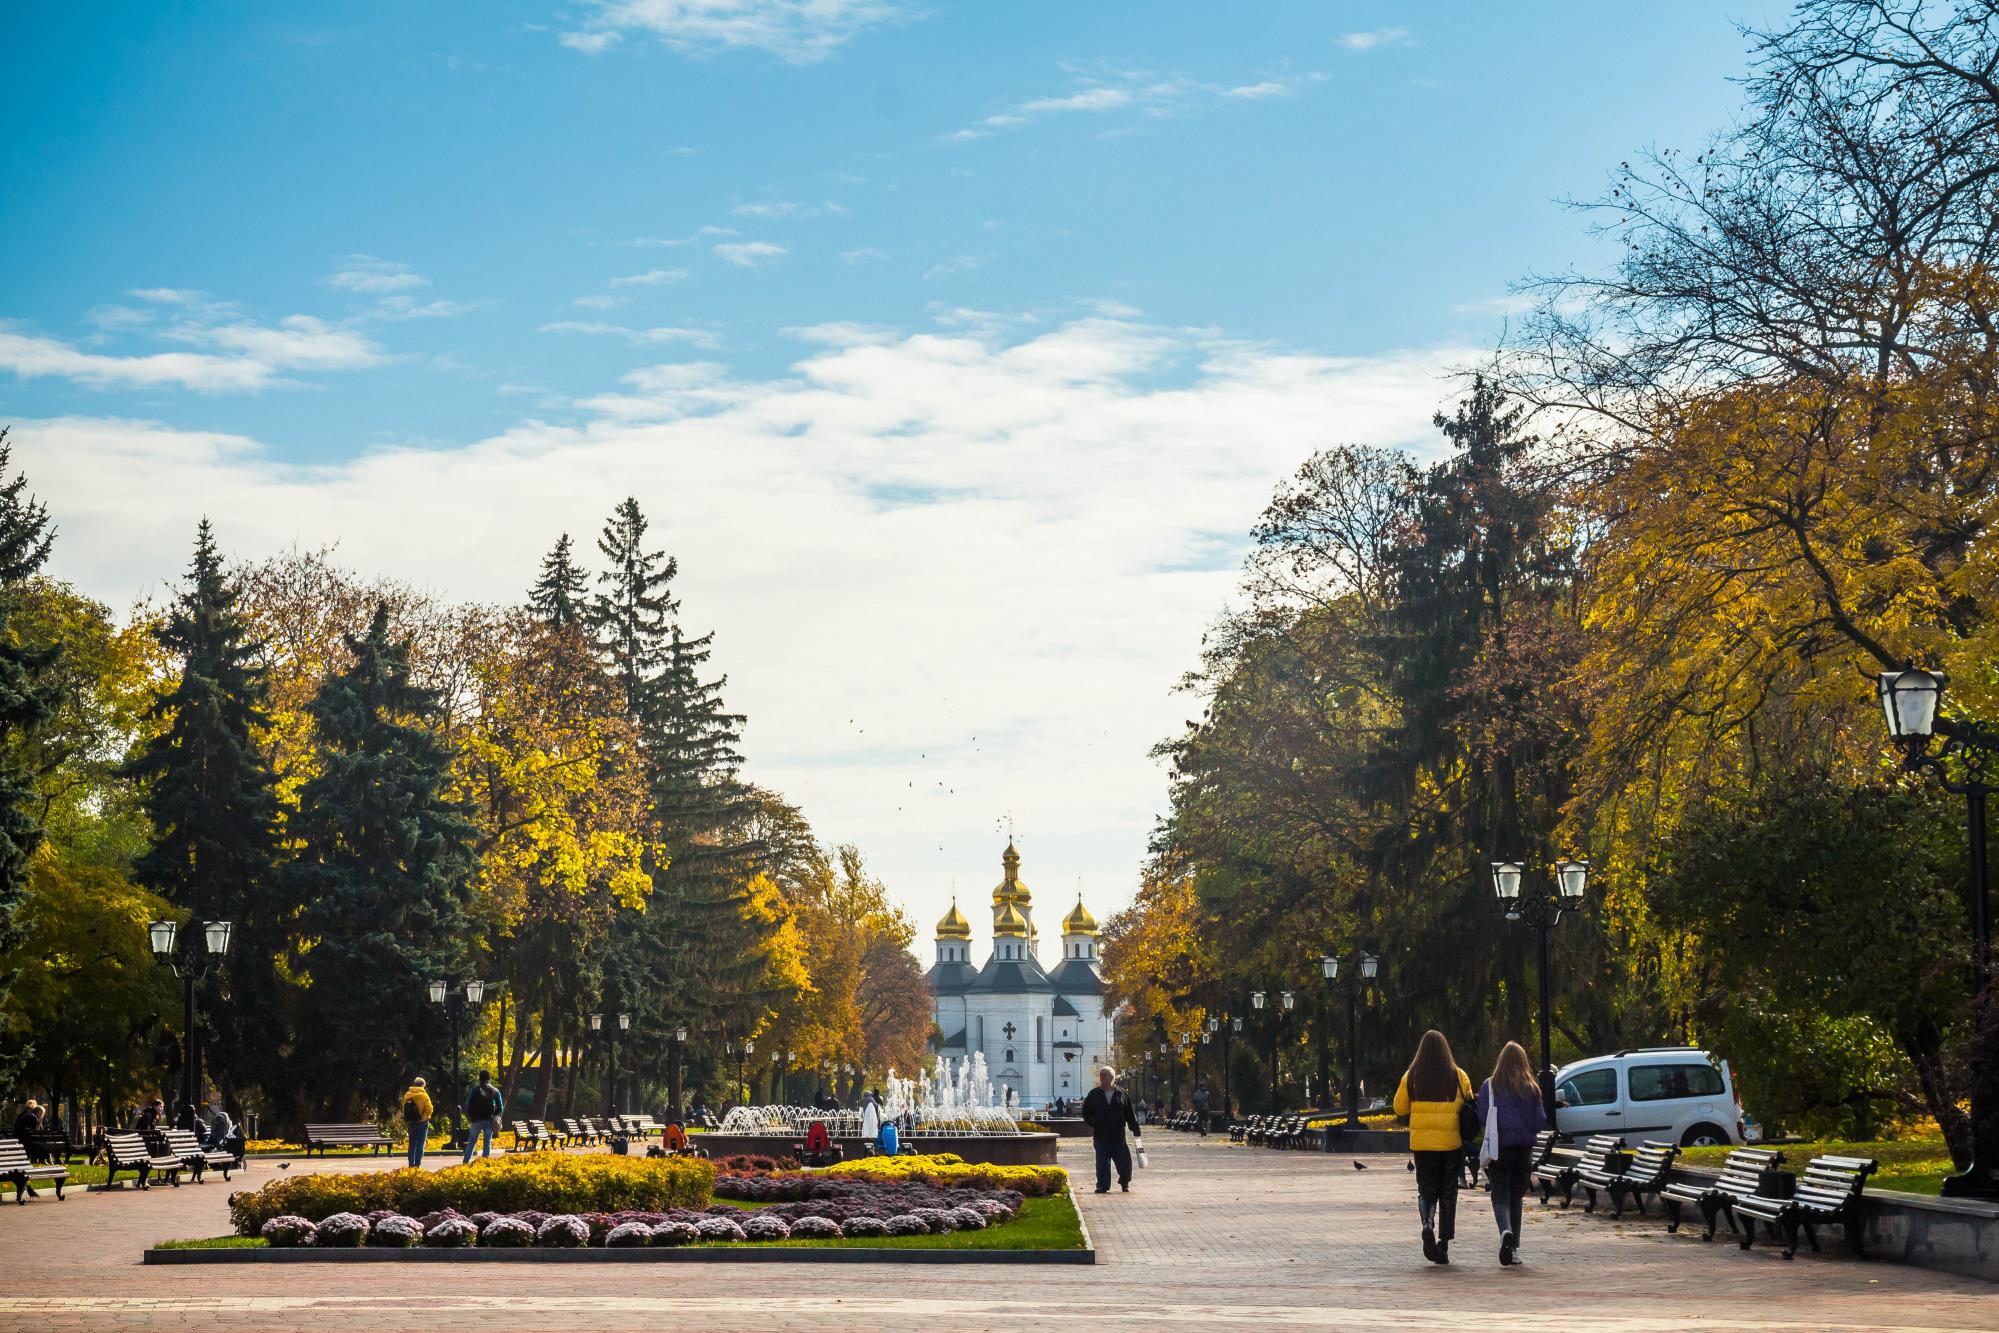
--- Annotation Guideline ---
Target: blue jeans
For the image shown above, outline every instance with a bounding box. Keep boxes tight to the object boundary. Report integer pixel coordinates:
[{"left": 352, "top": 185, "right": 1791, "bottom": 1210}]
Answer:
[
  {"left": 462, "top": 1118, "right": 499, "bottom": 1162},
  {"left": 407, "top": 1122, "right": 428, "bottom": 1168},
  {"left": 1094, "top": 1139, "right": 1133, "bottom": 1191}
]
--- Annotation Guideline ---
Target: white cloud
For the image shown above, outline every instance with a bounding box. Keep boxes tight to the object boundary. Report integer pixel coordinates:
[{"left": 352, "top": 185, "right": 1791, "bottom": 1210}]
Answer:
[
  {"left": 574, "top": 294, "right": 629, "bottom": 310},
  {"left": 923, "top": 254, "right": 987, "bottom": 282},
  {"left": 0, "top": 309, "right": 383, "bottom": 393},
  {"left": 329, "top": 257, "right": 429, "bottom": 294},
  {"left": 1223, "top": 81, "right": 1293, "bottom": 100},
  {"left": 540, "top": 320, "right": 723, "bottom": 349},
  {"left": 1340, "top": 27, "right": 1412, "bottom": 52},
  {"left": 782, "top": 321, "right": 898, "bottom": 346},
  {"left": 14, "top": 316, "right": 1470, "bottom": 932},
  {"left": 610, "top": 267, "right": 691, "bottom": 288},
  {"left": 946, "top": 68, "right": 1310, "bottom": 142},
  {"left": 841, "top": 247, "right": 890, "bottom": 264},
  {"left": 129, "top": 287, "right": 206, "bottom": 304},
  {"left": 560, "top": 0, "right": 908, "bottom": 63},
  {"left": 714, "top": 240, "right": 787, "bottom": 268}
]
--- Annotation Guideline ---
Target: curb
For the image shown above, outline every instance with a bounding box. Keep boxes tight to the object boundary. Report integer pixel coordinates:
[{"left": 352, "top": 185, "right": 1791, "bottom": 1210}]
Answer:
[{"left": 145, "top": 1244, "right": 1093, "bottom": 1265}]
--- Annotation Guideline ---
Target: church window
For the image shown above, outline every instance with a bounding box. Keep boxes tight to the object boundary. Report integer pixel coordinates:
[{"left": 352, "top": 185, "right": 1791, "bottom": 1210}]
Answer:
[
  {"left": 1005, "top": 1048, "right": 1015, "bottom": 1064},
  {"left": 1036, "top": 1016, "right": 1045, "bottom": 1062}
]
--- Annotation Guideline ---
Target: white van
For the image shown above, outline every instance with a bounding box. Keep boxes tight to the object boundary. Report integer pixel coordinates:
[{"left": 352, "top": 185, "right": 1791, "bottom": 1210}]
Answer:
[{"left": 1553, "top": 1048, "right": 1743, "bottom": 1147}]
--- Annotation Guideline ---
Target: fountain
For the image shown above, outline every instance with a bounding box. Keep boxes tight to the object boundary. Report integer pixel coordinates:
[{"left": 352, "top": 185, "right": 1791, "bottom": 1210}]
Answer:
[{"left": 710, "top": 1054, "right": 1056, "bottom": 1164}]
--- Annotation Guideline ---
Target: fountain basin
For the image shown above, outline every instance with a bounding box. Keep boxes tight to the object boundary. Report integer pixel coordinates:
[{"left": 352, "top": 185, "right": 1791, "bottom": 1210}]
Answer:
[{"left": 700, "top": 1131, "right": 1060, "bottom": 1166}]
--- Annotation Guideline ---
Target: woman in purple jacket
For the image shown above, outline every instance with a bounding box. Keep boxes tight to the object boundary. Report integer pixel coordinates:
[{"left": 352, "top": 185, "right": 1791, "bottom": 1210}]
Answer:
[{"left": 1474, "top": 1041, "right": 1548, "bottom": 1266}]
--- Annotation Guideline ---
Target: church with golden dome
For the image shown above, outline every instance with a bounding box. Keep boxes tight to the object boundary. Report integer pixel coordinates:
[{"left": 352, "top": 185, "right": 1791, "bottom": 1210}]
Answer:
[{"left": 927, "top": 841, "right": 1114, "bottom": 1107}]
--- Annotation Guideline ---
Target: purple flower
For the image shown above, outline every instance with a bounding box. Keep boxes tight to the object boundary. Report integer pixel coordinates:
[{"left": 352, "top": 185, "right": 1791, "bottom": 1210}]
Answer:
[
  {"left": 535, "top": 1215, "right": 592, "bottom": 1248},
  {"left": 425, "top": 1217, "right": 480, "bottom": 1248},
  {"left": 260, "top": 1216, "right": 316, "bottom": 1248}
]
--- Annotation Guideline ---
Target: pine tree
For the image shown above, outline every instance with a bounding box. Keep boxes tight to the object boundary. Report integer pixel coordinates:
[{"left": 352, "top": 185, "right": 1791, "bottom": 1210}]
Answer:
[
  {"left": 290, "top": 604, "right": 476, "bottom": 1115},
  {"left": 124, "top": 520, "right": 287, "bottom": 1102},
  {"left": 0, "top": 433, "right": 55, "bottom": 1078},
  {"left": 528, "top": 533, "right": 589, "bottom": 630}
]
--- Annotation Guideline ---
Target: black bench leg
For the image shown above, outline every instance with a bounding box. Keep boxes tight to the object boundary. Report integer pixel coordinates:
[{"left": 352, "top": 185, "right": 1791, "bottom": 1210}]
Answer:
[
  {"left": 52, "top": 1178, "right": 64, "bottom": 1200},
  {"left": 1608, "top": 1187, "right": 1625, "bottom": 1219},
  {"left": 1737, "top": 1216, "right": 1756, "bottom": 1251},
  {"left": 1582, "top": 1186, "right": 1598, "bottom": 1214},
  {"left": 1781, "top": 1217, "right": 1803, "bottom": 1260},
  {"left": 1664, "top": 1198, "right": 1682, "bottom": 1233}
]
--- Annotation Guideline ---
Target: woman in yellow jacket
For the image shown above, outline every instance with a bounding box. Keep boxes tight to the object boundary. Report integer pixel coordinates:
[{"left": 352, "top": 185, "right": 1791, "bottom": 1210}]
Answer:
[
  {"left": 399, "top": 1078, "right": 434, "bottom": 1169},
  {"left": 1394, "top": 1029, "right": 1473, "bottom": 1264}
]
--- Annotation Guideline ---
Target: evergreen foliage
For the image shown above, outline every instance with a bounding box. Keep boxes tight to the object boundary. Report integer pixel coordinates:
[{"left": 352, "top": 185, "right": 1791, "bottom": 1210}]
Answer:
[
  {"left": 289, "top": 604, "right": 477, "bottom": 1114},
  {"left": 0, "top": 435, "right": 55, "bottom": 1079},
  {"left": 528, "top": 533, "right": 589, "bottom": 630},
  {"left": 123, "top": 521, "right": 288, "bottom": 1099}
]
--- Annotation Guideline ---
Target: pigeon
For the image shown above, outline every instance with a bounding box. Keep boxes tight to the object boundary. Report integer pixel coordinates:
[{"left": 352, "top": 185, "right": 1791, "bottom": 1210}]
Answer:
[
  {"left": 1404, "top": 1160, "right": 1415, "bottom": 1172},
  {"left": 278, "top": 1162, "right": 292, "bottom": 1170},
  {"left": 1353, "top": 1160, "right": 1368, "bottom": 1171}
]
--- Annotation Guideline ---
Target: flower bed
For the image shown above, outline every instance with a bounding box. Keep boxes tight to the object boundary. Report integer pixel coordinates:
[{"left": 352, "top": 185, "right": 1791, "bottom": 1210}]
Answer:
[
  {"left": 228, "top": 1154, "right": 714, "bottom": 1235},
  {"left": 238, "top": 1183, "right": 1028, "bottom": 1248},
  {"left": 813, "top": 1152, "right": 1066, "bottom": 1197}
]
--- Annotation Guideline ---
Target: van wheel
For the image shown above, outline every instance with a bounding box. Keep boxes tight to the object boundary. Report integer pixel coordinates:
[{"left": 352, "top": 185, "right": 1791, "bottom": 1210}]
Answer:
[{"left": 1682, "top": 1124, "right": 1729, "bottom": 1147}]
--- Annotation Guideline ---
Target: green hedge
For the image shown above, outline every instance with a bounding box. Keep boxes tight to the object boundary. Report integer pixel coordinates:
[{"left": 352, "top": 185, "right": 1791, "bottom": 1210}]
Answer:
[{"left": 228, "top": 1154, "right": 715, "bottom": 1235}]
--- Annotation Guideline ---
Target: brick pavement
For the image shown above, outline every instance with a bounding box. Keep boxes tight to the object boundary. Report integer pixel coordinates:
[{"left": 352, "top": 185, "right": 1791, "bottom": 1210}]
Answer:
[{"left": 0, "top": 1135, "right": 1991, "bottom": 1330}]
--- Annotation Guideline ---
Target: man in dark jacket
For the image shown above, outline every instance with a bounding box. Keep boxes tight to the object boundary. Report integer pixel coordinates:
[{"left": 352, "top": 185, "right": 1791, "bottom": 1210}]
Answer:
[{"left": 1080, "top": 1065, "right": 1141, "bottom": 1194}]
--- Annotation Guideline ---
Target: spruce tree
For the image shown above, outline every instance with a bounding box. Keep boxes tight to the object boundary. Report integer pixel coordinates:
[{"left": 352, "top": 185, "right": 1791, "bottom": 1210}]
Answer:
[
  {"left": 528, "top": 533, "right": 589, "bottom": 629},
  {"left": 0, "top": 434, "right": 55, "bottom": 1077},
  {"left": 585, "top": 497, "right": 762, "bottom": 1108},
  {"left": 124, "top": 520, "right": 287, "bottom": 1102},
  {"left": 290, "top": 604, "right": 476, "bottom": 1115}
]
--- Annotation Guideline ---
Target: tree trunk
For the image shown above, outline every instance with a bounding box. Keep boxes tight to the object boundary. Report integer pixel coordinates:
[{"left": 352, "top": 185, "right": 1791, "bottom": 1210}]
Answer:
[
  {"left": 504, "top": 1004, "right": 532, "bottom": 1109},
  {"left": 532, "top": 991, "right": 558, "bottom": 1119},
  {"left": 1902, "top": 1021, "right": 1970, "bottom": 1168}
]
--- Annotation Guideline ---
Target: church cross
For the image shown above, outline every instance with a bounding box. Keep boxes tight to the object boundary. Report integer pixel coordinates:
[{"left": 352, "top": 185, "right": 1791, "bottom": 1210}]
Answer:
[{"left": 1002, "top": 1021, "right": 1017, "bottom": 1041}]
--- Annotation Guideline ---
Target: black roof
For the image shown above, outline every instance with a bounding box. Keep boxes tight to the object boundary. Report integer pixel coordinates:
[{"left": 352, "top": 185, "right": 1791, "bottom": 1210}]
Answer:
[
  {"left": 968, "top": 952, "right": 1057, "bottom": 995},
  {"left": 1052, "top": 995, "right": 1080, "bottom": 1017},
  {"left": 938, "top": 1027, "right": 967, "bottom": 1050},
  {"left": 1047, "top": 958, "right": 1105, "bottom": 996},
  {"left": 926, "top": 960, "right": 977, "bottom": 995}
]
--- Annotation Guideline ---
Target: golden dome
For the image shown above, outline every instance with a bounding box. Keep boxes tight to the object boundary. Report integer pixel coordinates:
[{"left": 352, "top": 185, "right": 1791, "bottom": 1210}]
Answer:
[
  {"left": 991, "top": 840, "right": 1031, "bottom": 905},
  {"left": 993, "top": 900, "right": 1029, "bottom": 937},
  {"left": 1063, "top": 897, "right": 1098, "bottom": 935},
  {"left": 935, "top": 898, "right": 972, "bottom": 940}
]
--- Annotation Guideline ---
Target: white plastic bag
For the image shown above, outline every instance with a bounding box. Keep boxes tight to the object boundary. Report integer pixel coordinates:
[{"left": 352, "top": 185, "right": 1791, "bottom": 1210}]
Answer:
[
  {"left": 1479, "top": 1094, "right": 1501, "bottom": 1168},
  {"left": 1136, "top": 1143, "right": 1149, "bottom": 1169}
]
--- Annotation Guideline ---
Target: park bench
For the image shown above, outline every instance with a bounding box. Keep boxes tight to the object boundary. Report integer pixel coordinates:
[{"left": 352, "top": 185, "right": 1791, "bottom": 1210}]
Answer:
[
  {"left": 1581, "top": 1139, "right": 1679, "bottom": 1217},
  {"left": 562, "top": 1118, "right": 599, "bottom": 1145},
  {"left": 22, "top": 1129, "right": 76, "bottom": 1164},
  {"left": 1661, "top": 1147, "right": 1787, "bottom": 1241},
  {"left": 103, "top": 1131, "right": 183, "bottom": 1189},
  {"left": 159, "top": 1128, "right": 241, "bottom": 1182},
  {"left": 0, "top": 1135, "right": 67, "bottom": 1203},
  {"left": 1730, "top": 1154, "right": 1878, "bottom": 1259},
  {"left": 626, "top": 1114, "right": 662, "bottom": 1139},
  {"left": 1534, "top": 1134, "right": 1625, "bottom": 1208},
  {"left": 302, "top": 1123, "right": 393, "bottom": 1157},
  {"left": 1266, "top": 1115, "right": 1308, "bottom": 1149},
  {"left": 582, "top": 1115, "right": 615, "bottom": 1140},
  {"left": 528, "top": 1119, "right": 568, "bottom": 1148},
  {"left": 1230, "top": 1115, "right": 1261, "bottom": 1144},
  {"left": 506, "top": 1120, "right": 546, "bottom": 1151}
]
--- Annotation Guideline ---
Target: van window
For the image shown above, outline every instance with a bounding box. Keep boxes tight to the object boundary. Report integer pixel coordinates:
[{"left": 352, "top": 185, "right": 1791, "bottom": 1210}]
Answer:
[
  {"left": 1558, "top": 1068, "right": 1617, "bottom": 1106},
  {"left": 1629, "top": 1063, "right": 1724, "bottom": 1102}
]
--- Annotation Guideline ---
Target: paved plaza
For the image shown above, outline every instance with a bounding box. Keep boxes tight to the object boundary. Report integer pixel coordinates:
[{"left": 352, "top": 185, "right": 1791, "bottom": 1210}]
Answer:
[{"left": 0, "top": 1135, "right": 1990, "bottom": 1331}]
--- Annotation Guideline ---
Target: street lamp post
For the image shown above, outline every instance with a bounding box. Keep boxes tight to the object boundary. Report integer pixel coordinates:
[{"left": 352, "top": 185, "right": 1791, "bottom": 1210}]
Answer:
[
  {"left": 1877, "top": 668, "right": 1998, "bottom": 1199},
  {"left": 591, "top": 1012, "right": 632, "bottom": 1115},
  {"left": 671, "top": 1024, "right": 688, "bottom": 1118},
  {"left": 1249, "top": 989, "right": 1297, "bottom": 1111},
  {"left": 1491, "top": 858, "right": 1587, "bottom": 1127},
  {"left": 727, "top": 1039, "right": 755, "bottom": 1109},
  {"left": 1320, "top": 951, "right": 1379, "bottom": 1134},
  {"left": 147, "top": 918, "right": 232, "bottom": 1122},
  {"left": 426, "top": 979, "right": 487, "bottom": 1129}
]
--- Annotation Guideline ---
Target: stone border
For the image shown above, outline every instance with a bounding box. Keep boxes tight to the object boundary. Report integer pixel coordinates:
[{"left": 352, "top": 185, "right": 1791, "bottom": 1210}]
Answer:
[{"left": 144, "top": 1244, "right": 1092, "bottom": 1265}]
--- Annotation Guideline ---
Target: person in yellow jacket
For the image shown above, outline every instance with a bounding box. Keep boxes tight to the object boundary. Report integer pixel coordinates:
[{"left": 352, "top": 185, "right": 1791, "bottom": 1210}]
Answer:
[
  {"left": 1394, "top": 1030, "right": 1474, "bottom": 1264},
  {"left": 399, "top": 1078, "right": 434, "bottom": 1169}
]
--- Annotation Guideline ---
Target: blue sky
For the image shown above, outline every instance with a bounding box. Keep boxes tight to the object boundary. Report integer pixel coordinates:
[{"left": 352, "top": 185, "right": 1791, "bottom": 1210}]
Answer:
[{"left": 4, "top": 1, "right": 1789, "bottom": 940}]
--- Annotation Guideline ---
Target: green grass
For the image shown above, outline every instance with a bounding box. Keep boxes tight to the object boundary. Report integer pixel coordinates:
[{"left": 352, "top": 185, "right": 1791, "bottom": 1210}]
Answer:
[
  {"left": 1678, "top": 1135, "right": 1955, "bottom": 1196},
  {"left": 153, "top": 1192, "right": 1086, "bottom": 1254},
  {"left": 156, "top": 1236, "right": 270, "bottom": 1251}
]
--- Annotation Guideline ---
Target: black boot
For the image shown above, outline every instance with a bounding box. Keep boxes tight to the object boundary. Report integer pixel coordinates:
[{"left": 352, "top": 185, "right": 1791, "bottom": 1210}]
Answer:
[
  {"left": 1421, "top": 1225, "right": 1438, "bottom": 1263},
  {"left": 1435, "top": 1237, "right": 1451, "bottom": 1265}
]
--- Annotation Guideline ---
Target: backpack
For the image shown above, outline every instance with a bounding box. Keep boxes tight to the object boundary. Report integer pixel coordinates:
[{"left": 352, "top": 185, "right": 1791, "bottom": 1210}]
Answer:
[
  {"left": 402, "top": 1094, "right": 425, "bottom": 1124},
  {"left": 467, "top": 1085, "right": 498, "bottom": 1121}
]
